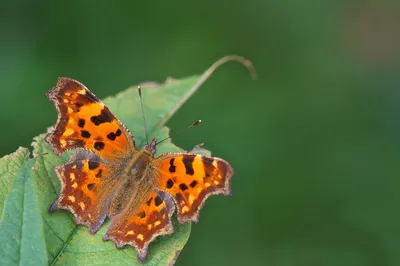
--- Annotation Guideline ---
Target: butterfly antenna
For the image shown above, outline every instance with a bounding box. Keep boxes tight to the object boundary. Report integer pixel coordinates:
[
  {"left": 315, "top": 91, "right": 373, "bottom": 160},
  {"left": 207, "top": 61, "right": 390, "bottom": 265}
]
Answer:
[
  {"left": 138, "top": 86, "right": 149, "bottom": 145},
  {"left": 156, "top": 120, "right": 202, "bottom": 146}
]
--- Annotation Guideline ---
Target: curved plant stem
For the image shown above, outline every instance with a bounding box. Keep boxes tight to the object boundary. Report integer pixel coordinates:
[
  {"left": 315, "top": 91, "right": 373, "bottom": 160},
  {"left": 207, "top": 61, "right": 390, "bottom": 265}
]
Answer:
[{"left": 158, "top": 55, "right": 256, "bottom": 127}]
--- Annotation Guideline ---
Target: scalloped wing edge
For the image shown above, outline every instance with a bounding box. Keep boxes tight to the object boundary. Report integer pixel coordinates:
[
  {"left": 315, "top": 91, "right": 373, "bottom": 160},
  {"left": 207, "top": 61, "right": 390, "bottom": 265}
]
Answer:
[{"left": 102, "top": 191, "right": 176, "bottom": 263}]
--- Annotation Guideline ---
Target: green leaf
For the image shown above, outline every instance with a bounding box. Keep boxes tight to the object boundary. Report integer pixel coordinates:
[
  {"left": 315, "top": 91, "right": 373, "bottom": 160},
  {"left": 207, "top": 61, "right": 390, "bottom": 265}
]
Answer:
[
  {"left": 0, "top": 156, "right": 48, "bottom": 266},
  {"left": 0, "top": 147, "right": 30, "bottom": 218},
  {"left": 30, "top": 75, "right": 210, "bottom": 265}
]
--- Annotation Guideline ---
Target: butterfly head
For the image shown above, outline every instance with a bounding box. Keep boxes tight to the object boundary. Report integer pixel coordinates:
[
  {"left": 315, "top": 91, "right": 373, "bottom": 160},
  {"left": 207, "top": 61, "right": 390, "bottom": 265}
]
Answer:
[{"left": 143, "top": 137, "right": 157, "bottom": 156}]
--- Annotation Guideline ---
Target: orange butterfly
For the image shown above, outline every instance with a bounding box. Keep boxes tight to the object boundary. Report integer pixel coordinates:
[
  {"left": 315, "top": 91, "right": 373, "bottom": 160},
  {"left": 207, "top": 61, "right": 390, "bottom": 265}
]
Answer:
[{"left": 45, "top": 77, "right": 233, "bottom": 263}]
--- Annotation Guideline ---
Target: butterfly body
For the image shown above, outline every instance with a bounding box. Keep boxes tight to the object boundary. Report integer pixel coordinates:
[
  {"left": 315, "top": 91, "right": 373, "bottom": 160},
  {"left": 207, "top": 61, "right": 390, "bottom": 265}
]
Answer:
[
  {"left": 45, "top": 77, "right": 233, "bottom": 263},
  {"left": 108, "top": 145, "right": 157, "bottom": 217}
]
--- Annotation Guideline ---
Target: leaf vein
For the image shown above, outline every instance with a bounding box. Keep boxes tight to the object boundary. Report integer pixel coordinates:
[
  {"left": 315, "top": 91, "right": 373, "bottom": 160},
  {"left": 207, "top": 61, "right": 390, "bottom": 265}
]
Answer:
[
  {"left": 43, "top": 218, "right": 63, "bottom": 243},
  {"left": 50, "top": 226, "right": 78, "bottom": 266}
]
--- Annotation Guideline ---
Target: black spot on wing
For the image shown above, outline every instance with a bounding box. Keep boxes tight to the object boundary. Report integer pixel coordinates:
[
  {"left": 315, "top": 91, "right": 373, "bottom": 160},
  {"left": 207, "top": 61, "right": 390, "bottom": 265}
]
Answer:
[
  {"left": 107, "top": 129, "right": 123, "bottom": 141},
  {"left": 169, "top": 158, "right": 176, "bottom": 173},
  {"left": 94, "top": 142, "right": 105, "bottom": 150},
  {"left": 107, "top": 132, "right": 116, "bottom": 141},
  {"left": 154, "top": 195, "right": 163, "bottom": 206},
  {"left": 90, "top": 109, "right": 113, "bottom": 126},
  {"left": 179, "top": 183, "right": 188, "bottom": 191},
  {"left": 190, "top": 180, "right": 198, "bottom": 188},
  {"left": 81, "top": 130, "right": 91, "bottom": 138},
  {"left": 138, "top": 211, "right": 146, "bottom": 218},
  {"left": 78, "top": 119, "right": 85, "bottom": 128},
  {"left": 166, "top": 179, "right": 174, "bottom": 189},
  {"left": 88, "top": 161, "right": 99, "bottom": 170},
  {"left": 182, "top": 155, "right": 195, "bottom": 175},
  {"left": 87, "top": 183, "right": 94, "bottom": 190}
]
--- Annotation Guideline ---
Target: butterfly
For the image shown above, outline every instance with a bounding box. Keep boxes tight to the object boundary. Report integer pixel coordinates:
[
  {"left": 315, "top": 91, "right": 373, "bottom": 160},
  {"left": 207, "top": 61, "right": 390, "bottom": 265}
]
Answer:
[{"left": 45, "top": 77, "right": 233, "bottom": 263}]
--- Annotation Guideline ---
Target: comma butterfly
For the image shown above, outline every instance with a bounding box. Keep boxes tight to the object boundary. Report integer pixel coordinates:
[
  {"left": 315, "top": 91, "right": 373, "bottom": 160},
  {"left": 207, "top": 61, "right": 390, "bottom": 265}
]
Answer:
[{"left": 45, "top": 77, "right": 233, "bottom": 263}]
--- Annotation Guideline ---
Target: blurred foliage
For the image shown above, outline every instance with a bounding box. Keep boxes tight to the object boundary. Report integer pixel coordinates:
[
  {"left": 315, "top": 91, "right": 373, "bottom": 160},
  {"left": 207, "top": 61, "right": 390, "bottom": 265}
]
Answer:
[{"left": 0, "top": 0, "right": 399, "bottom": 265}]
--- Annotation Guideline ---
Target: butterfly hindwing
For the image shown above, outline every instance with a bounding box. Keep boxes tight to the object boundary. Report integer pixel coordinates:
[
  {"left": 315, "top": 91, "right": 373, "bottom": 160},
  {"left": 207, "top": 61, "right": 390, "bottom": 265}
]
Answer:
[
  {"left": 49, "top": 150, "right": 120, "bottom": 234},
  {"left": 45, "top": 77, "right": 137, "bottom": 161},
  {"left": 104, "top": 190, "right": 175, "bottom": 263},
  {"left": 153, "top": 153, "right": 233, "bottom": 223}
]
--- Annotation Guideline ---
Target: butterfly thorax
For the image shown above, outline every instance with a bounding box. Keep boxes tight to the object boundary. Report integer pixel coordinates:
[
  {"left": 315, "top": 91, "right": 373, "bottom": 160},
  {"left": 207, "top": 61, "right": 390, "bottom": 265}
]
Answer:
[
  {"left": 124, "top": 137, "right": 157, "bottom": 177},
  {"left": 124, "top": 149, "right": 154, "bottom": 176}
]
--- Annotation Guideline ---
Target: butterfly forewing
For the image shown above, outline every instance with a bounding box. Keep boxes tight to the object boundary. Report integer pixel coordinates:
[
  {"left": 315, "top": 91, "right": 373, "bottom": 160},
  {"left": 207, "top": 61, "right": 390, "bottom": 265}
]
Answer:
[{"left": 45, "top": 77, "right": 137, "bottom": 161}]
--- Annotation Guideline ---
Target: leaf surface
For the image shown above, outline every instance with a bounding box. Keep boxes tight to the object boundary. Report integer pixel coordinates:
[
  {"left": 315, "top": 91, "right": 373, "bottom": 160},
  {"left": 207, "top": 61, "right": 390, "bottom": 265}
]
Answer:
[
  {"left": 0, "top": 156, "right": 47, "bottom": 266},
  {"left": 0, "top": 147, "right": 30, "bottom": 217}
]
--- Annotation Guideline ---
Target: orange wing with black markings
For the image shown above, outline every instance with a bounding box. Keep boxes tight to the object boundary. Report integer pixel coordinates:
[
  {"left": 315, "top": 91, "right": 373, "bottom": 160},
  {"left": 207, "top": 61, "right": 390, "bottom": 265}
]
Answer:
[
  {"left": 49, "top": 150, "right": 120, "bottom": 234},
  {"left": 104, "top": 190, "right": 175, "bottom": 263},
  {"left": 45, "top": 77, "right": 136, "bottom": 161},
  {"left": 152, "top": 153, "right": 234, "bottom": 223}
]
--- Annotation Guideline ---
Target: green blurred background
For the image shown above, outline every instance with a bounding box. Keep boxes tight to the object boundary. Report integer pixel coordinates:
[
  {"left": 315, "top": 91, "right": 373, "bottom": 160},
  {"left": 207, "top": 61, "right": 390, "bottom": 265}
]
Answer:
[{"left": 1, "top": 1, "right": 400, "bottom": 265}]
